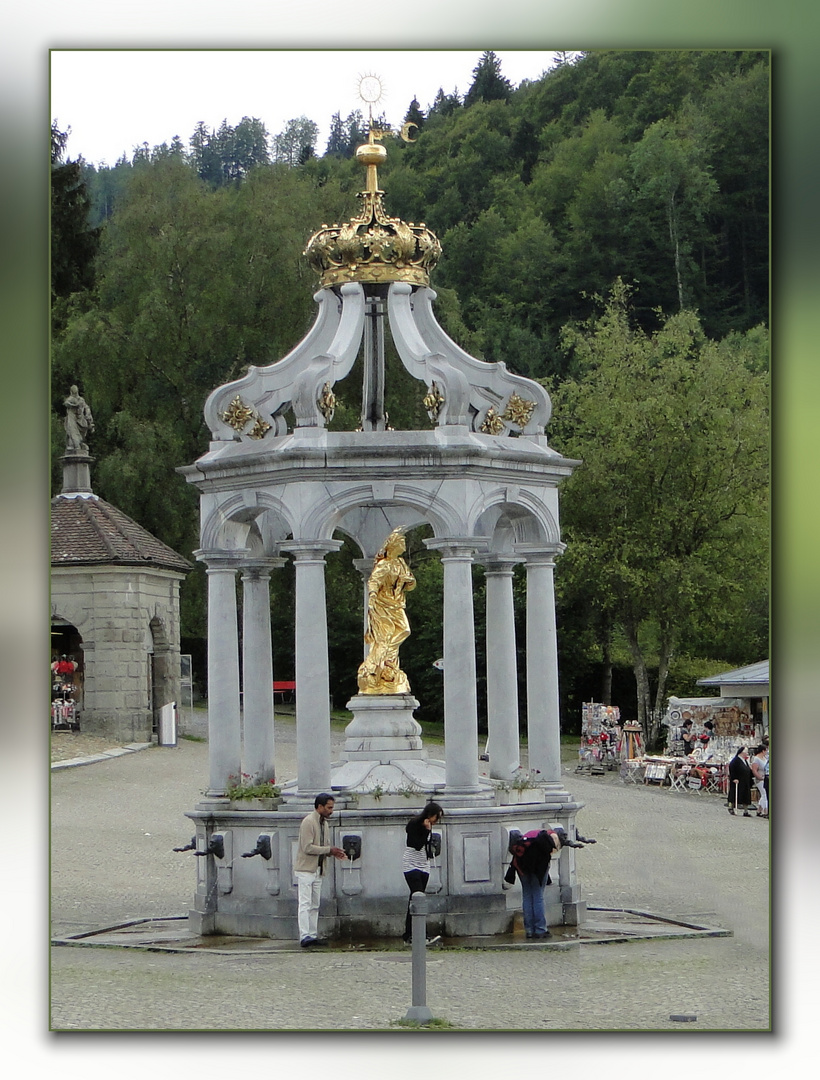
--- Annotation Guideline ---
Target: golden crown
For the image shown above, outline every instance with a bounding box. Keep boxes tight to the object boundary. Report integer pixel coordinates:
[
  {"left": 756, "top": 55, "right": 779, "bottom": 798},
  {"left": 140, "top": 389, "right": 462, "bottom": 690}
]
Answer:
[{"left": 304, "top": 128, "right": 441, "bottom": 289}]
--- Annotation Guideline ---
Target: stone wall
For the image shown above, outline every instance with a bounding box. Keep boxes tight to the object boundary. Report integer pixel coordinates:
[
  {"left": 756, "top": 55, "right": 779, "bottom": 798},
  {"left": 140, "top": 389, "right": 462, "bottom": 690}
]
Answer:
[{"left": 51, "top": 565, "right": 186, "bottom": 742}]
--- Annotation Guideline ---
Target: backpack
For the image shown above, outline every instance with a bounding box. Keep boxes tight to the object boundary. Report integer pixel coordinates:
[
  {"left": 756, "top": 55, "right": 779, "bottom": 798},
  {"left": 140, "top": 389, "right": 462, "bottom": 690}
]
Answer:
[
  {"left": 508, "top": 829, "right": 544, "bottom": 861},
  {"left": 506, "top": 829, "right": 556, "bottom": 886}
]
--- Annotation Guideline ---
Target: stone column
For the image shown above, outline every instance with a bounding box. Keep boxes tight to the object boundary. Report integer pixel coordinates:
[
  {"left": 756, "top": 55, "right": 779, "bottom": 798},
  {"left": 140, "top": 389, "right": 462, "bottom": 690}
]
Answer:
[
  {"left": 281, "top": 539, "right": 343, "bottom": 795},
  {"left": 424, "top": 539, "right": 481, "bottom": 793},
  {"left": 241, "top": 559, "right": 285, "bottom": 784},
  {"left": 195, "top": 549, "right": 247, "bottom": 796},
  {"left": 521, "top": 547, "right": 565, "bottom": 786},
  {"left": 482, "top": 556, "right": 521, "bottom": 780}
]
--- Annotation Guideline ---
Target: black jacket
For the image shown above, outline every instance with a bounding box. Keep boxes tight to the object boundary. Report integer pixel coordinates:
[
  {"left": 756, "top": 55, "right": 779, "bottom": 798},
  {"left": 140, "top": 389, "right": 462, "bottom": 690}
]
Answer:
[
  {"left": 505, "top": 830, "right": 556, "bottom": 887},
  {"left": 406, "top": 818, "right": 434, "bottom": 857}
]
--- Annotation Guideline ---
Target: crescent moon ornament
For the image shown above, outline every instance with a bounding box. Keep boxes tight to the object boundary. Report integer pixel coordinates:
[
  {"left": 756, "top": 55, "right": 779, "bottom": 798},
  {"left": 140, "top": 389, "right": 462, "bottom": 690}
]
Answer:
[{"left": 400, "top": 121, "right": 419, "bottom": 143}]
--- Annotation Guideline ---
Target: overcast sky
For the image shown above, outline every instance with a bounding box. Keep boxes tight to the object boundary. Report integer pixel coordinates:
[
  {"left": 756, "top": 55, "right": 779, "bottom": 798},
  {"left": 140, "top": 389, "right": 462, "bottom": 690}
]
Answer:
[{"left": 50, "top": 49, "right": 564, "bottom": 166}]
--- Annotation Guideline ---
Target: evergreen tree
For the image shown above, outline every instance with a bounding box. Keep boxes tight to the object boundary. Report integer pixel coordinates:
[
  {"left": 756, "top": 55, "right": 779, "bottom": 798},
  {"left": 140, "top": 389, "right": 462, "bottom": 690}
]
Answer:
[
  {"left": 427, "top": 87, "right": 461, "bottom": 119},
  {"left": 273, "top": 116, "right": 320, "bottom": 166},
  {"left": 403, "top": 97, "right": 425, "bottom": 132},
  {"left": 464, "top": 51, "right": 513, "bottom": 106},
  {"left": 189, "top": 121, "right": 223, "bottom": 187},
  {"left": 50, "top": 121, "right": 100, "bottom": 309},
  {"left": 345, "top": 110, "right": 367, "bottom": 154},
  {"left": 325, "top": 111, "right": 348, "bottom": 156}
]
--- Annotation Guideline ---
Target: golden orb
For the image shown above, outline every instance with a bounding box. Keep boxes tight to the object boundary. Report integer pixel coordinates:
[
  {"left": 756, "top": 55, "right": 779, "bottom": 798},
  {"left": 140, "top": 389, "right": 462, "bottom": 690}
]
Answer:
[{"left": 355, "top": 142, "right": 387, "bottom": 167}]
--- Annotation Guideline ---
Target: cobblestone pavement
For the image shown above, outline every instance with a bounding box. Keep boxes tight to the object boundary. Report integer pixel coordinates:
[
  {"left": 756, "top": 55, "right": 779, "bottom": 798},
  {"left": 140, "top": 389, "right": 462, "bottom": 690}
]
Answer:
[{"left": 50, "top": 712, "right": 771, "bottom": 1034}]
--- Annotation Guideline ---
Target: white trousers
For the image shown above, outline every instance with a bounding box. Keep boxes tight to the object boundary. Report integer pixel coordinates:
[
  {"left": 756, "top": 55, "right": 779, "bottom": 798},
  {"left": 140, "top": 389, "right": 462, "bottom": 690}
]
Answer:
[
  {"left": 754, "top": 779, "right": 768, "bottom": 812},
  {"left": 295, "top": 870, "right": 323, "bottom": 941}
]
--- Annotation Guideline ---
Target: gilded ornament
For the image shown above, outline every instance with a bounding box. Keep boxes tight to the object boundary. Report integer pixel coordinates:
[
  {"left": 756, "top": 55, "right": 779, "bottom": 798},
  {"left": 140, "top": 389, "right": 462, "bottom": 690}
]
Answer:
[
  {"left": 222, "top": 396, "right": 256, "bottom": 433},
  {"left": 501, "top": 392, "right": 537, "bottom": 428},
  {"left": 248, "top": 415, "right": 272, "bottom": 440},
  {"left": 423, "top": 381, "right": 445, "bottom": 421},
  {"left": 317, "top": 382, "right": 336, "bottom": 421},
  {"left": 480, "top": 406, "right": 506, "bottom": 435},
  {"left": 303, "top": 116, "right": 441, "bottom": 289}
]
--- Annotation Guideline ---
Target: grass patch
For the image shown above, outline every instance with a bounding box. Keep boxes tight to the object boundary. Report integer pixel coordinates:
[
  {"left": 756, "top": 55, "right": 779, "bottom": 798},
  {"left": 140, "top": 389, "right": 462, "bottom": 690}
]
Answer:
[{"left": 179, "top": 734, "right": 206, "bottom": 743}]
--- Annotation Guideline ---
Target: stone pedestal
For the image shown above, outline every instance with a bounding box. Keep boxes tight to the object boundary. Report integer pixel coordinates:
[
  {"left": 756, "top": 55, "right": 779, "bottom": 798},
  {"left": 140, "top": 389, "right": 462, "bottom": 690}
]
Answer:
[
  {"left": 343, "top": 693, "right": 423, "bottom": 756},
  {"left": 327, "top": 694, "right": 446, "bottom": 795}
]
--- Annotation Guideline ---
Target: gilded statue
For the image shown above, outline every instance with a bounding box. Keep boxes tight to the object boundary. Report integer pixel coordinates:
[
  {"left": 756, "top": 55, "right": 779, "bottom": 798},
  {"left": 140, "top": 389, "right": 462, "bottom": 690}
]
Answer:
[{"left": 357, "top": 528, "right": 416, "bottom": 694}]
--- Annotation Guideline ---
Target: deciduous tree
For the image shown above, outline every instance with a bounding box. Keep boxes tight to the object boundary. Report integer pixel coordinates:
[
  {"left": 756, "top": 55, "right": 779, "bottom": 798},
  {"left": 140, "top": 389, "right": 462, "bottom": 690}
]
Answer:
[{"left": 552, "top": 280, "right": 768, "bottom": 745}]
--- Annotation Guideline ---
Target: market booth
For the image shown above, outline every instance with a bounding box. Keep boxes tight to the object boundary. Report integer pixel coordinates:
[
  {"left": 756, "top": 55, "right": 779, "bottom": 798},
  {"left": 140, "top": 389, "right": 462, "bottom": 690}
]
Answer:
[
  {"left": 662, "top": 696, "right": 762, "bottom": 795},
  {"left": 616, "top": 689, "right": 765, "bottom": 795},
  {"left": 576, "top": 703, "right": 622, "bottom": 774}
]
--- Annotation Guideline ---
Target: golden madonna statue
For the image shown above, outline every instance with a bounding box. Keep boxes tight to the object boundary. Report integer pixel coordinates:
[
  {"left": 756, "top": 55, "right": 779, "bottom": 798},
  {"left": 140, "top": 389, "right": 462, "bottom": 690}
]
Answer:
[{"left": 357, "top": 528, "right": 416, "bottom": 694}]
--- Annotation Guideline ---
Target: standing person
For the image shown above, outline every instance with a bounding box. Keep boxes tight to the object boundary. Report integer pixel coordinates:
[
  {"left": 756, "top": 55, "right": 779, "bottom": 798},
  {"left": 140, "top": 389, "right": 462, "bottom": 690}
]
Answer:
[
  {"left": 401, "top": 801, "right": 444, "bottom": 944},
  {"left": 727, "top": 747, "right": 754, "bottom": 816},
  {"left": 680, "top": 719, "right": 697, "bottom": 754},
  {"left": 294, "top": 793, "right": 347, "bottom": 947},
  {"left": 751, "top": 745, "right": 769, "bottom": 818},
  {"left": 504, "top": 828, "right": 563, "bottom": 939}
]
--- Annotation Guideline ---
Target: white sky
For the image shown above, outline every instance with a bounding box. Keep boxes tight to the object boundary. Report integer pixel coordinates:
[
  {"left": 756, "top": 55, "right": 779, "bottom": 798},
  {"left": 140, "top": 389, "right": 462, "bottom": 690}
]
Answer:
[{"left": 50, "top": 49, "right": 564, "bottom": 166}]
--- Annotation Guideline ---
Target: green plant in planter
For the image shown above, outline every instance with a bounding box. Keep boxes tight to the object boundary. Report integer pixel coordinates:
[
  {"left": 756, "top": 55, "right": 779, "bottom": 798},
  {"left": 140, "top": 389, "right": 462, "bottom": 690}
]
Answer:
[
  {"left": 396, "top": 785, "right": 423, "bottom": 798},
  {"left": 510, "top": 769, "right": 543, "bottom": 790},
  {"left": 225, "top": 773, "right": 281, "bottom": 800}
]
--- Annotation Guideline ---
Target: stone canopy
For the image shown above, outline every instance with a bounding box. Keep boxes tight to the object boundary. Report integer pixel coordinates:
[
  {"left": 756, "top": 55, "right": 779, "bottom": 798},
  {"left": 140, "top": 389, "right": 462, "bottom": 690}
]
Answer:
[{"left": 179, "top": 123, "right": 586, "bottom": 939}]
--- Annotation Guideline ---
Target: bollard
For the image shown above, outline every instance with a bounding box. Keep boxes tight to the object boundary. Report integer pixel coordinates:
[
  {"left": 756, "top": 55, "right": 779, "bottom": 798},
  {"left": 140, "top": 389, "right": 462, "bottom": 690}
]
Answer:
[{"left": 404, "top": 891, "right": 433, "bottom": 1023}]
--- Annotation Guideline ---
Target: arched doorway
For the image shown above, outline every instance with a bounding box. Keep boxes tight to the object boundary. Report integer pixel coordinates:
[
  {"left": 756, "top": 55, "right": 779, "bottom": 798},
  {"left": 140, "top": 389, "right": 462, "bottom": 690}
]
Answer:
[
  {"left": 148, "top": 615, "right": 180, "bottom": 737},
  {"left": 51, "top": 618, "right": 83, "bottom": 728}
]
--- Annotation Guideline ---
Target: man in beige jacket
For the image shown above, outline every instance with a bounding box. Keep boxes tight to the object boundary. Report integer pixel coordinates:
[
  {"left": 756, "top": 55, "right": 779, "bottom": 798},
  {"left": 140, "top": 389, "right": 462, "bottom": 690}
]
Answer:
[{"left": 295, "top": 793, "right": 347, "bottom": 946}]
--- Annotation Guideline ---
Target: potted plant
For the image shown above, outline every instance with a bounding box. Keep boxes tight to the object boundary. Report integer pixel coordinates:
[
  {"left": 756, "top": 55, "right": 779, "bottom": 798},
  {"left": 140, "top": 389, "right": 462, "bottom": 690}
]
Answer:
[
  {"left": 498, "top": 769, "right": 545, "bottom": 805},
  {"left": 225, "top": 773, "right": 282, "bottom": 809}
]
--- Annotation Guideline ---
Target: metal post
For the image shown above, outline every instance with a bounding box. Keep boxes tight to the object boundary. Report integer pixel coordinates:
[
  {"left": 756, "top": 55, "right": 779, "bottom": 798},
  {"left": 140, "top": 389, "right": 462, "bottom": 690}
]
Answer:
[{"left": 404, "top": 891, "right": 433, "bottom": 1023}]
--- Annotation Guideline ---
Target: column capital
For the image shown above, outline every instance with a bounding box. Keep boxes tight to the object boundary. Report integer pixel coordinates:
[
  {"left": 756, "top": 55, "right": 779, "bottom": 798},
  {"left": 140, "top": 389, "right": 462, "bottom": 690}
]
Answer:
[
  {"left": 240, "top": 557, "right": 287, "bottom": 578},
  {"left": 479, "top": 553, "right": 521, "bottom": 574},
  {"left": 281, "top": 539, "right": 344, "bottom": 561},
  {"left": 424, "top": 536, "right": 488, "bottom": 559},
  {"left": 515, "top": 542, "right": 566, "bottom": 566},
  {"left": 194, "top": 548, "right": 250, "bottom": 570}
]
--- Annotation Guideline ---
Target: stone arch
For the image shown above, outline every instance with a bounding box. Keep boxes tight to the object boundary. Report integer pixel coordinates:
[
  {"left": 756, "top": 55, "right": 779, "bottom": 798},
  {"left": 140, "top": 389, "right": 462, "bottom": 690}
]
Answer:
[
  {"left": 300, "top": 482, "right": 459, "bottom": 547},
  {"left": 200, "top": 491, "right": 292, "bottom": 552},
  {"left": 470, "top": 489, "right": 560, "bottom": 550}
]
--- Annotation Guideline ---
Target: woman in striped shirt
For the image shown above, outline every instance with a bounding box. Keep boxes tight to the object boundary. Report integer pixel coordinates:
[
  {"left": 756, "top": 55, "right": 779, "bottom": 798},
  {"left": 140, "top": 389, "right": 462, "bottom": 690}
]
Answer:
[{"left": 401, "top": 801, "right": 444, "bottom": 943}]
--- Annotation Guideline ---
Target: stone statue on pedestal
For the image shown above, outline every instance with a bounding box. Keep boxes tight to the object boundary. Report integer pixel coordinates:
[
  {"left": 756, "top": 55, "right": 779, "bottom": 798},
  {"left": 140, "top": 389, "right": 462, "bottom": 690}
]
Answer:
[{"left": 64, "top": 385, "right": 94, "bottom": 453}]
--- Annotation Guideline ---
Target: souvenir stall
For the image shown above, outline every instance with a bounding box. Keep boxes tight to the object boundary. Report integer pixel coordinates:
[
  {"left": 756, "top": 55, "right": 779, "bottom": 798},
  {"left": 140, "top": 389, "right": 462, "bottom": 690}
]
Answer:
[
  {"left": 662, "top": 697, "right": 760, "bottom": 796},
  {"left": 618, "top": 721, "right": 649, "bottom": 784},
  {"left": 51, "top": 654, "right": 80, "bottom": 731},
  {"left": 576, "top": 703, "right": 621, "bottom": 774}
]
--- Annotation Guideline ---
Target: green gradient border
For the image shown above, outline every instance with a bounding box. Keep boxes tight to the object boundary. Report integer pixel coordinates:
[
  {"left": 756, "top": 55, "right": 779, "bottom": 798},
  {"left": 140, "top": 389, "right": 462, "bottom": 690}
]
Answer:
[{"left": 3, "top": 0, "right": 816, "bottom": 1058}]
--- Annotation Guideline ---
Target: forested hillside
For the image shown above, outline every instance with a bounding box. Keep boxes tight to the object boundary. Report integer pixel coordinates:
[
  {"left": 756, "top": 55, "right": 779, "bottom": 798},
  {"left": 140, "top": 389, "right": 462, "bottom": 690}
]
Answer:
[{"left": 51, "top": 50, "right": 769, "bottom": 739}]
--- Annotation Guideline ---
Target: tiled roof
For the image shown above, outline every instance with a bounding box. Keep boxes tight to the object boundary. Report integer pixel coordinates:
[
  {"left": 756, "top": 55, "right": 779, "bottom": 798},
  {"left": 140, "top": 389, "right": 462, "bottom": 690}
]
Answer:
[
  {"left": 697, "top": 660, "right": 769, "bottom": 687},
  {"left": 51, "top": 494, "right": 192, "bottom": 573}
]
